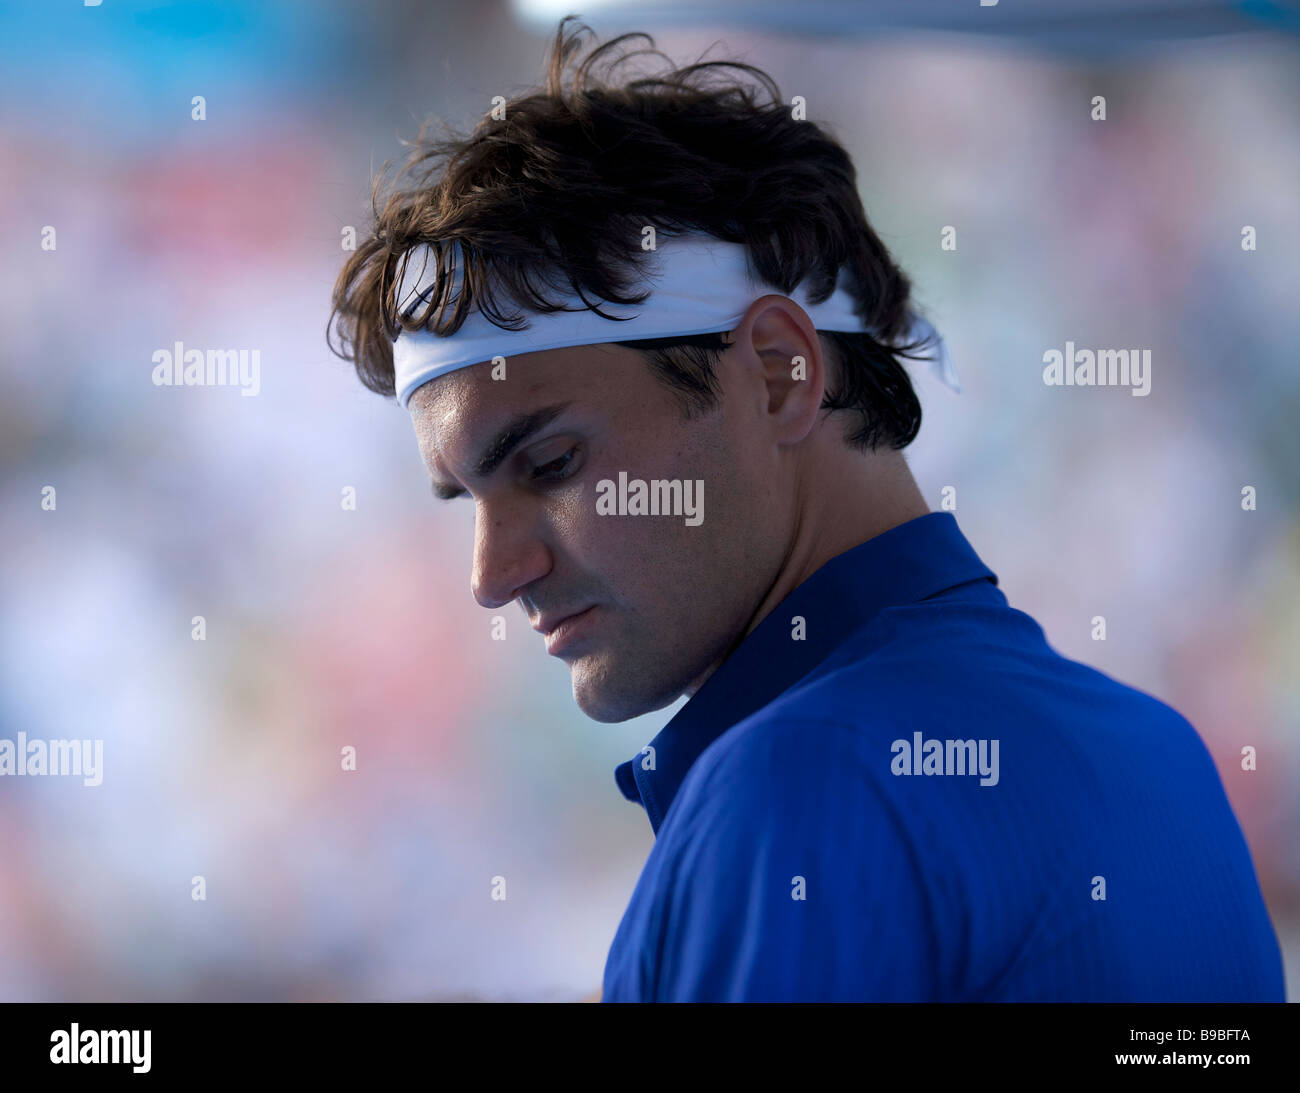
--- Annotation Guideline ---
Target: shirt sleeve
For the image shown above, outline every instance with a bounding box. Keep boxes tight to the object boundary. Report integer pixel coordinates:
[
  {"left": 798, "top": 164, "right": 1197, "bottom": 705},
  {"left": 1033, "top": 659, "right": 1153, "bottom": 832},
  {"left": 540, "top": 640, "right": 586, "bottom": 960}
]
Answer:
[{"left": 648, "top": 717, "right": 941, "bottom": 1002}]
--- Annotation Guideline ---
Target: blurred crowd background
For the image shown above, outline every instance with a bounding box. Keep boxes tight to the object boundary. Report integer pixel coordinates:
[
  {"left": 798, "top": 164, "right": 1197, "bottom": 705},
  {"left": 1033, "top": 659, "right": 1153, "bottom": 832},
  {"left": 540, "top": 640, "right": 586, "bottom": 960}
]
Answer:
[{"left": 0, "top": 0, "right": 1296, "bottom": 1001}]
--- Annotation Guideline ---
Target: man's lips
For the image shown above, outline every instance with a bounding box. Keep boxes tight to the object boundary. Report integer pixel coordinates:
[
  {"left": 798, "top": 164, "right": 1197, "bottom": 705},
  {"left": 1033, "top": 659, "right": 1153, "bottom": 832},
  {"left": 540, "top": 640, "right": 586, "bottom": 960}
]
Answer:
[{"left": 534, "top": 606, "right": 598, "bottom": 656}]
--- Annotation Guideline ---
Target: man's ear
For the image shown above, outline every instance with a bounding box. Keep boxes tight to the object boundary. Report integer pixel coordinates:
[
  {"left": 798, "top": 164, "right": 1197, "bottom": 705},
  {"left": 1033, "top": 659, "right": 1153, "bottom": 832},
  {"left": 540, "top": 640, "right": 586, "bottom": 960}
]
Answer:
[{"left": 733, "top": 294, "right": 828, "bottom": 445}]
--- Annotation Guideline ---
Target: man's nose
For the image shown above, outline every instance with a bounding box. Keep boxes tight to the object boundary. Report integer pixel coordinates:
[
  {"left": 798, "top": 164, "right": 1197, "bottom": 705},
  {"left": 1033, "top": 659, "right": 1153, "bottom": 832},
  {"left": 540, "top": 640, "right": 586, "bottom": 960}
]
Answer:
[{"left": 470, "top": 499, "right": 551, "bottom": 609}]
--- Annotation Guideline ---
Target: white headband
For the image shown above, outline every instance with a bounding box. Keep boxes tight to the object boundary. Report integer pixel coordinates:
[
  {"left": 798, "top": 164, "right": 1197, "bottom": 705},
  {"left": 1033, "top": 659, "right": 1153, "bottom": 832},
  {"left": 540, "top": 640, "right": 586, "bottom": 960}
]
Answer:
[{"left": 391, "top": 233, "right": 960, "bottom": 409}]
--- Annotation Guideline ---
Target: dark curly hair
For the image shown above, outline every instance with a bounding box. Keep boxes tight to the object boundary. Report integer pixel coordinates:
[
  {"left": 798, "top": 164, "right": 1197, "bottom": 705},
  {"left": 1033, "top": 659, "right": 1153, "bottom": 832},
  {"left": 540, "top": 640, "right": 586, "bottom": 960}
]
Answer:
[{"left": 328, "top": 15, "right": 933, "bottom": 449}]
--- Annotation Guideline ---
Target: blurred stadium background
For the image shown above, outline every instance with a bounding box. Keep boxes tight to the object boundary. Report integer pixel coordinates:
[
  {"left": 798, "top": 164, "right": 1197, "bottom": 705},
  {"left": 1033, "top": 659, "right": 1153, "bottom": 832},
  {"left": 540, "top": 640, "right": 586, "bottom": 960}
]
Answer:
[{"left": 0, "top": 0, "right": 1296, "bottom": 1000}]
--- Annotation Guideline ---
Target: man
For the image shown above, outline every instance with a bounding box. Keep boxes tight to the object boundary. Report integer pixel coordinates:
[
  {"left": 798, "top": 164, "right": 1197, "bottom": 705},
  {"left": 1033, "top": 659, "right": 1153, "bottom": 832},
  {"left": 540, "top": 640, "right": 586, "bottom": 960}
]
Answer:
[{"left": 329, "top": 18, "right": 1285, "bottom": 1002}]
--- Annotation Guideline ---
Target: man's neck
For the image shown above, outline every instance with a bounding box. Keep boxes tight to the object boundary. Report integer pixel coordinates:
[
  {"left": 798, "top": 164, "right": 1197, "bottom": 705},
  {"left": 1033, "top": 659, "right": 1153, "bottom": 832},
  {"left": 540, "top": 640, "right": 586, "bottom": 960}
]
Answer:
[{"left": 684, "top": 449, "right": 929, "bottom": 698}]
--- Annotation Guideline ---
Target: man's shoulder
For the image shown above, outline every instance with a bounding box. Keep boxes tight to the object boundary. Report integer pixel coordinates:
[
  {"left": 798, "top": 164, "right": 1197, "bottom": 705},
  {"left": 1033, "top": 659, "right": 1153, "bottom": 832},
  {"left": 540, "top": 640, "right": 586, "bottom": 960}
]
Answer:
[
  {"left": 772, "top": 593, "right": 1207, "bottom": 754},
  {"left": 665, "top": 603, "right": 1219, "bottom": 842}
]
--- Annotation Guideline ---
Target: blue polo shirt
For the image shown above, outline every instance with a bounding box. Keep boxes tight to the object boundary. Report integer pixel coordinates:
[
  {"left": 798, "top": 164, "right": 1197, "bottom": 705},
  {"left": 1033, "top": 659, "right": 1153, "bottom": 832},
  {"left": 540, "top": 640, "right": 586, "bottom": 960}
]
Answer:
[{"left": 601, "top": 512, "right": 1285, "bottom": 1002}]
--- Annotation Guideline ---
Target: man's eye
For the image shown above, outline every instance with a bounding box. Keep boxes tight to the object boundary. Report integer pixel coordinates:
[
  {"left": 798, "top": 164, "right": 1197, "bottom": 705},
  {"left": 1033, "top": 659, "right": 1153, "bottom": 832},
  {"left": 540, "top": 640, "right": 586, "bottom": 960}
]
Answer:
[{"left": 531, "top": 445, "right": 580, "bottom": 482}]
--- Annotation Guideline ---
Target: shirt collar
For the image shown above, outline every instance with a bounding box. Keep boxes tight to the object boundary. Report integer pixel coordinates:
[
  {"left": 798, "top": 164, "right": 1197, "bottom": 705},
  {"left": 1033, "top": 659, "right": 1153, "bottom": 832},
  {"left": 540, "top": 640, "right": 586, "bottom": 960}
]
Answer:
[{"left": 613, "top": 511, "right": 998, "bottom": 834}]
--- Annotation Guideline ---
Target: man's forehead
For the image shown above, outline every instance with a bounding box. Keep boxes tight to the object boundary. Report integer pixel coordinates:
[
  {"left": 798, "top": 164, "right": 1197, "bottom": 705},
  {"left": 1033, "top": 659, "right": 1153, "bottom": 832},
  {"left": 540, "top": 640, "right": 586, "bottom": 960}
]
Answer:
[
  {"left": 407, "top": 342, "right": 618, "bottom": 454},
  {"left": 408, "top": 362, "right": 484, "bottom": 442}
]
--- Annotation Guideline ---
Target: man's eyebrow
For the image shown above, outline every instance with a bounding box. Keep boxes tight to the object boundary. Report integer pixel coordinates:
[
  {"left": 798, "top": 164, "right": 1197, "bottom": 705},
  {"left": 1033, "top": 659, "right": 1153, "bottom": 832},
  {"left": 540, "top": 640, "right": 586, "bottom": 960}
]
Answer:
[{"left": 429, "top": 401, "right": 574, "bottom": 501}]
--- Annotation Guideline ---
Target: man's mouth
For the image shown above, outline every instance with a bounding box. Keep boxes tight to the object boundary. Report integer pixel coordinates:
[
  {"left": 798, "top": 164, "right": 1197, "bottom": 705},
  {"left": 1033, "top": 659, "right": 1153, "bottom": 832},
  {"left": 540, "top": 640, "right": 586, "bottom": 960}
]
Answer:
[{"left": 538, "top": 606, "right": 599, "bottom": 656}]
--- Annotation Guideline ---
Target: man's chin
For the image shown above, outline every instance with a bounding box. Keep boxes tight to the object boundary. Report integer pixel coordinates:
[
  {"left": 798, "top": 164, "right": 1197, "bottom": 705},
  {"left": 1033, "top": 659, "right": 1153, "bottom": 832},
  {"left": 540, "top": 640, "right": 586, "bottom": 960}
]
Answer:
[
  {"left": 570, "top": 662, "right": 681, "bottom": 724},
  {"left": 571, "top": 681, "right": 645, "bottom": 724}
]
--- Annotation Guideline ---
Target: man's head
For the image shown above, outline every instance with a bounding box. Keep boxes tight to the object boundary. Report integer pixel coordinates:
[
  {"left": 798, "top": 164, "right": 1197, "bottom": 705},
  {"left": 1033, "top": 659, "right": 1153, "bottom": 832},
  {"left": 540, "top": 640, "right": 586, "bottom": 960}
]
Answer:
[{"left": 328, "top": 17, "right": 934, "bottom": 721}]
